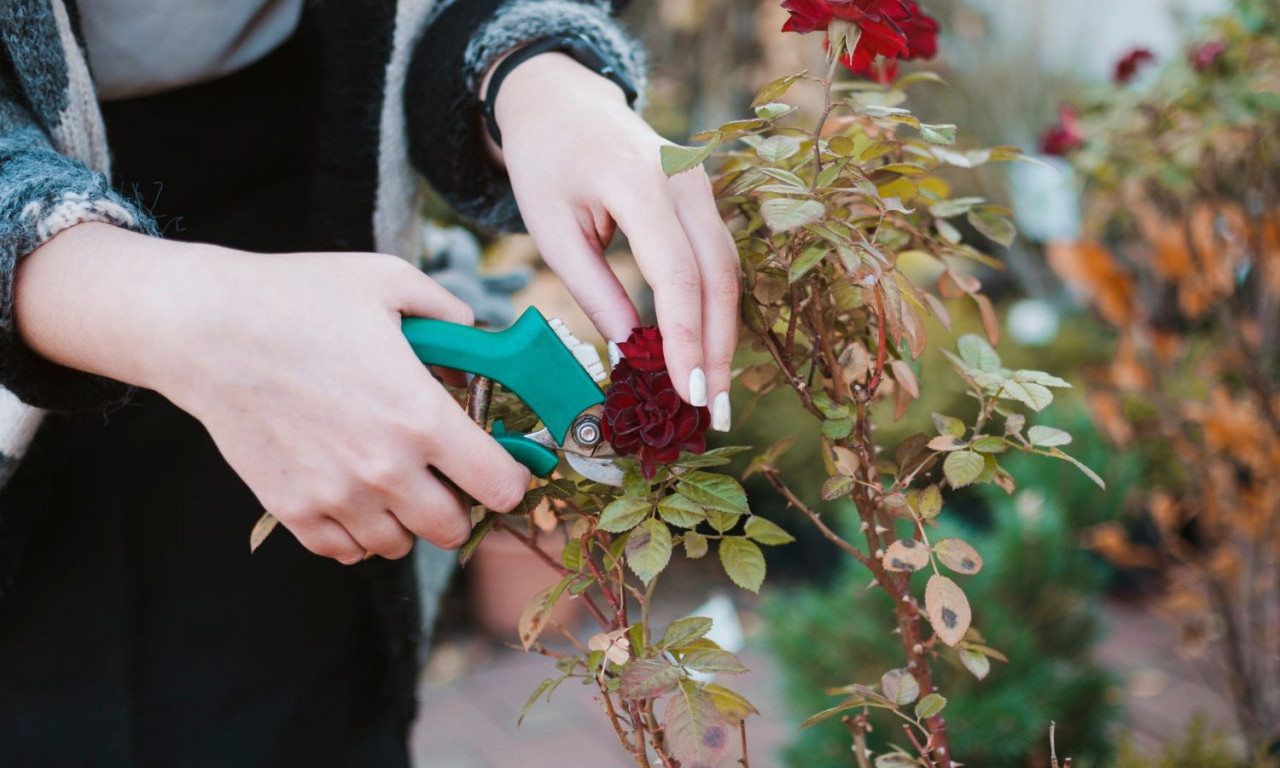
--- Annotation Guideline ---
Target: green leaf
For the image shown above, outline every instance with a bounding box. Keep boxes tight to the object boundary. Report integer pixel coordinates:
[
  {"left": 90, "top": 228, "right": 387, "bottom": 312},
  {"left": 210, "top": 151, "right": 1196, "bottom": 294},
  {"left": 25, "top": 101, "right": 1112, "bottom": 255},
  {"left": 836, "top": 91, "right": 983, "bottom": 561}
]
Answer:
[
  {"left": 929, "top": 196, "right": 985, "bottom": 218},
  {"left": 683, "top": 531, "right": 709, "bottom": 560},
  {"left": 703, "top": 508, "right": 742, "bottom": 534},
  {"left": 598, "top": 497, "right": 652, "bottom": 533},
  {"left": 752, "top": 72, "right": 806, "bottom": 107},
  {"left": 679, "top": 647, "right": 747, "bottom": 674},
  {"left": 705, "top": 683, "right": 759, "bottom": 725},
  {"left": 1027, "top": 425, "right": 1073, "bottom": 447},
  {"left": 659, "top": 494, "right": 706, "bottom": 529},
  {"left": 932, "top": 413, "right": 966, "bottom": 438},
  {"left": 918, "top": 485, "right": 943, "bottom": 519},
  {"left": 915, "top": 693, "right": 947, "bottom": 719},
  {"left": 745, "top": 516, "right": 796, "bottom": 546},
  {"left": 971, "top": 435, "right": 1009, "bottom": 453},
  {"left": 789, "top": 245, "right": 828, "bottom": 283},
  {"left": 933, "top": 538, "right": 983, "bottom": 575},
  {"left": 919, "top": 122, "right": 957, "bottom": 145},
  {"left": 881, "top": 668, "right": 919, "bottom": 706},
  {"left": 661, "top": 616, "right": 713, "bottom": 650},
  {"left": 874, "top": 753, "right": 917, "bottom": 768},
  {"left": 660, "top": 139, "right": 719, "bottom": 177},
  {"left": 677, "top": 471, "right": 750, "bottom": 516},
  {"left": 621, "top": 658, "right": 682, "bottom": 700},
  {"left": 458, "top": 512, "right": 497, "bottom": 567},
  {"left": 625, "top": 518, "right": 673, "bottom": 586},
  {"left": 925, "top": 574, "right": 972, "bottom": 647},
  {"left": 1050, "top": 448, "right": 1107, "bottom": 490},
  {"left": 1000, "top": 379, "right": 1055, "bottom": 412},
  {"left": 799, "top": 696, "right": 867, "bottom": 730},
  {"left": 967, "top": 208, "right": 1017, "bottom": 247},
  {"left": 756, "top": 135, "right": 802, "bottom": 163},
  {"left": 956, "top": 334, "right": 1001, "bottom": 371},
  {"left": 761, "top": 198, "right": 825, "bottom": 233},
  {"left": 959, "top": 649, "right": 991, "bottom": 680},
  {"left": 719, "top": 537, "right": 766, "bottom": 593},
  {"left": 518, "top": 676, "right": 566, "bottom": 725},
  {"left": 664, "top": 681, "right": 731, "bottom": 768},
  {"left": 822, "top": 417, "right": 855, "bottom": 440},
  {"left": 943, "top": 450, "right": 984, "bottom": 488},
  {"left": 822, "top": 474, "right": 855, "bottom": 501},
  {"left": 754, "top": 102, "right": 793, "bottom": 120},
  {"left": 561, "top": 538, "right": 584, "bottom": 570}
]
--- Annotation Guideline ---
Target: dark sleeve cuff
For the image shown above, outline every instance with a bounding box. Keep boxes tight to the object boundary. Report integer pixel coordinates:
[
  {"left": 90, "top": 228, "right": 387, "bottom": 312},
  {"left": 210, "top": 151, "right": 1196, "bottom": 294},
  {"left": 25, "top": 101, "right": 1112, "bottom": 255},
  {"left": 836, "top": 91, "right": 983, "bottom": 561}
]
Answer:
[{"left": 405, "top": 0, "right": 646, "bottom": 232}]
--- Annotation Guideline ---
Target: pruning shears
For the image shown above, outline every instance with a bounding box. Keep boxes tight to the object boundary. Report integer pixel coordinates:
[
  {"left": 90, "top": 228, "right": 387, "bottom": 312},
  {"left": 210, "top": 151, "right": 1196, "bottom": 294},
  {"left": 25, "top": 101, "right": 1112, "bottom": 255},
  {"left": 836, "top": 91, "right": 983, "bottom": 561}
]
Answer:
[
  {"left": 249, "top": 307, "right": 623, "bottom": 552},
  {"left": 401, "top": 306, "right": 624, "bottom": 487}
]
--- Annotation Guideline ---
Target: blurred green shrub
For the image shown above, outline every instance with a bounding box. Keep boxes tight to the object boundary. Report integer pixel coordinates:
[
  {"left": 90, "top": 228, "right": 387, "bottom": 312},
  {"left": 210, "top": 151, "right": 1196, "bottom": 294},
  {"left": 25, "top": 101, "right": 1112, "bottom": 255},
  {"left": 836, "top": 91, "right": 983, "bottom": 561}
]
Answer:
[{"left": 1114, "top": 717, "right": 1279, "bottom": 768}]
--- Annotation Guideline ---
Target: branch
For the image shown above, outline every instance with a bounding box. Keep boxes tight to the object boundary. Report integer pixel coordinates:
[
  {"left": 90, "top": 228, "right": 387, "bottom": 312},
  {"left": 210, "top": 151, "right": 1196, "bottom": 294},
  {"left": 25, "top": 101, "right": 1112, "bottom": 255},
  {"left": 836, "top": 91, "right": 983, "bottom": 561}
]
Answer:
[{"left": 762, "top": 468, "right": 870, "bottom": 566}]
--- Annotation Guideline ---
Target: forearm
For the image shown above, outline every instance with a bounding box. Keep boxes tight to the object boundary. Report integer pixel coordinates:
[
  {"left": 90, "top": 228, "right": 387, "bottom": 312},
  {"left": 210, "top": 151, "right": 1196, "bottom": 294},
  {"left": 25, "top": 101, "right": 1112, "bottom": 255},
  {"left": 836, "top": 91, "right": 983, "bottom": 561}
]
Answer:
[{"left": 14, "top": 223, "right": 216, "bottom": 395}]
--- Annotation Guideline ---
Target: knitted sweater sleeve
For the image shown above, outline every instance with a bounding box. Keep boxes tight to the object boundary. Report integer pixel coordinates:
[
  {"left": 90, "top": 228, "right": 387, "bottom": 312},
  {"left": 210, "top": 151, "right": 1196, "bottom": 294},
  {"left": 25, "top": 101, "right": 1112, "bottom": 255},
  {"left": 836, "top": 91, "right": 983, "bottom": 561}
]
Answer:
[
  {"left": 0, "top": 65, "right": 155, "bottom": 411},
  {"left": 404, "top": 0, "right": 645, "bottom": 232}
]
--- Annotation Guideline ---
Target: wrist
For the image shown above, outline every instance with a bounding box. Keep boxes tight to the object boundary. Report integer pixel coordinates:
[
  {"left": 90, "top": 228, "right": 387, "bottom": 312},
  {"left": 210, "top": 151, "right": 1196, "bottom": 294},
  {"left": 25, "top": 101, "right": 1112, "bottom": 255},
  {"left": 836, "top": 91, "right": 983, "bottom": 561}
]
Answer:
[{"left": 490, "top": 52, "right": 631, "bottom": 142}]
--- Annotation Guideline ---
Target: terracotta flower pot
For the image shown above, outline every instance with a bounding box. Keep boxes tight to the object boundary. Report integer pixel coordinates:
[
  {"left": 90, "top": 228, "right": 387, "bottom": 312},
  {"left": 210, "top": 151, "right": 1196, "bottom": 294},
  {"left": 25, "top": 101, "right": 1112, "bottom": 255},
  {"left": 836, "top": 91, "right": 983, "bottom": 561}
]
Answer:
[{"left": 467, "top": 528, "right": 580, "bottom": 639}]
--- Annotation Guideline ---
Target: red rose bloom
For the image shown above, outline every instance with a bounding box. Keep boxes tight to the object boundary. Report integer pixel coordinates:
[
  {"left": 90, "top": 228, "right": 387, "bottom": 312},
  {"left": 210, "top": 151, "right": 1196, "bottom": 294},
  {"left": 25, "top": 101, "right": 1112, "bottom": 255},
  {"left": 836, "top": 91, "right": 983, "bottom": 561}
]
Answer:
[
  {"left": 787, "top": 0, "right": 938, "bottom": 84},
  {"left": 1039, "top": 103, "right": 1084, "bottom": 157},
  {"left": 1113, "top": 48, "right": 1155, "bottom": 84},
  {"left": 1191, "top": 41, "right": 1226, "bottom": 71},
  {"left": 602, "top": 327, "right": 711, "bottom": 479}
]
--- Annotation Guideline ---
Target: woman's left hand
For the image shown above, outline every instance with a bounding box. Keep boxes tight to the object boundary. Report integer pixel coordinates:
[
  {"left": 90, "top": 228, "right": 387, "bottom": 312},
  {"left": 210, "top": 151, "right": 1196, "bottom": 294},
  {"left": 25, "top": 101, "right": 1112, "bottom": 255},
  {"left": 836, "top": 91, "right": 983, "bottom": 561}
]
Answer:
[{"left": 491, "top": 52, "right": 739, "bottom": 432}]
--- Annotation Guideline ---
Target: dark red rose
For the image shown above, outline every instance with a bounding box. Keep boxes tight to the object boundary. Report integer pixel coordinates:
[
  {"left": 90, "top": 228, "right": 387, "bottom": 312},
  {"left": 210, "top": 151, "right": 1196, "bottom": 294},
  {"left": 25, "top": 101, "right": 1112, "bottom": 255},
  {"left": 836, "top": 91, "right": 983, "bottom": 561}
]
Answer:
[
  {"left": 1191, "top": 41, "right": 1226, "bottom": 71},
  {"left": 828, "top": 0, "right": 939, "bottom": 83},
  {"left": 603, "top": 327, "right": 711, "bottom": 479},
  {"left": 1039, "top": 103, "right": 1084, "bottom": 157},
  {"left": 1113, "top": 48, "right": 1155, "bottom": 84}
]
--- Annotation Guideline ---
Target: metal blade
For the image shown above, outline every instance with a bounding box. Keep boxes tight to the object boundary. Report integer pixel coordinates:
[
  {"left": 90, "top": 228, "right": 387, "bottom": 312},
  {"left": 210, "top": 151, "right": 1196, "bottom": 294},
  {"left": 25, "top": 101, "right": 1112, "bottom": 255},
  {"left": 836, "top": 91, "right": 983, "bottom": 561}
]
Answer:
[{"left": 566, "top": 452, "right": 625, "bottom": 487}]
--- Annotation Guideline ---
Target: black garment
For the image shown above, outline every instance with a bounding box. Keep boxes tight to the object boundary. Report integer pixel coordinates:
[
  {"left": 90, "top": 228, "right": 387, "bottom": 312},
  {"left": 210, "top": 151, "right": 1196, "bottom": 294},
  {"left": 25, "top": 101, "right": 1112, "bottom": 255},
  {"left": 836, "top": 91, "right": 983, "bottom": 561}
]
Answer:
[{"left": 0, "top": 34, "right": 418, "bottom": 768}]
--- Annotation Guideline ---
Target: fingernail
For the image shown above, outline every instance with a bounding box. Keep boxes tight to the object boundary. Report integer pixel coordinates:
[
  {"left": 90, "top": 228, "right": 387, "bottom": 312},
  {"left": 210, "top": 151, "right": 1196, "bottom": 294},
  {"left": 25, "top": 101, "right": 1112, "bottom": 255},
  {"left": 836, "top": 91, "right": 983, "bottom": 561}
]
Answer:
[
  {"left": 712, "top": 392, "right": 731, "bottom": 432},
  {"left": 607, "top": 341, "right": 622, "bottom": 369},
  {"left": 339, "top": 554, "right": 363, "bottom": 566},
  {"left": 689, "top": 367, "right": 708, "bottom": 407}
]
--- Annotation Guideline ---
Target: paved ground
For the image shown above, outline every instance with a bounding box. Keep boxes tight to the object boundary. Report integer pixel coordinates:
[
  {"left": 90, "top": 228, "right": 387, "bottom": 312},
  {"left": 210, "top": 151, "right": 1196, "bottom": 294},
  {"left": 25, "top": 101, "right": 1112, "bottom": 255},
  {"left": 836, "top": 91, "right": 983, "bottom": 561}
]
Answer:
[{"left": 410, "top": 589, "right": 1237, "bottom": 768}]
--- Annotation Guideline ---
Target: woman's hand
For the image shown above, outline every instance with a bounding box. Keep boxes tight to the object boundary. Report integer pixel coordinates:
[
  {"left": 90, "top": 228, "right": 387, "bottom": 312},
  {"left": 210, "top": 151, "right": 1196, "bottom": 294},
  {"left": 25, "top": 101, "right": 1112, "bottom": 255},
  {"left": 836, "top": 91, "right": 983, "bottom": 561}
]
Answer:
[
  {"left": 17, "top": 223, "right": 532, "bottom": 562},
  {"left": 491, "top": 53, "right": 740, "bottom": 432}
]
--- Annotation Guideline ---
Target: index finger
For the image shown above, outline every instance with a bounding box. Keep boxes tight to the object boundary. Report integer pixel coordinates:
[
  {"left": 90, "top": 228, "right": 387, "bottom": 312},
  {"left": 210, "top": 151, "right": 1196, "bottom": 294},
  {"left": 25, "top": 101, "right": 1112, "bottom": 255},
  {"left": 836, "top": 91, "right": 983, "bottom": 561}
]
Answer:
[
  {"left": 606, "top": 180, "right": 708, "bottom": 406},
  {"left": 429, "top": 401, "right": 532, "bottom": 513}
]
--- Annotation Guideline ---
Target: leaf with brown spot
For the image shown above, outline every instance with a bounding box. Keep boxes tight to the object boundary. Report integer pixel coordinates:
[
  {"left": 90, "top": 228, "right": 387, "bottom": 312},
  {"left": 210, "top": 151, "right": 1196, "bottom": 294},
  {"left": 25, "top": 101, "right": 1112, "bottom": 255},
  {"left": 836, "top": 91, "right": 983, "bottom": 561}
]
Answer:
[
  {"left": 934, "top": 538, "right": 983, "bottom": 575},
  {"left": 925, "top": 574, "right": 972, "bottom": 647},
  {"left": 882, "top": 538, "right": 930, "bottom": 573},
  {"left": 664, "top": 680, "right": 731, "bottom": 768},
  {"left": 518, "top": 575, "right": 574, "bottom": 651},
  {"left": 889, "top": 359, "right": 920, "bottom": 399}
]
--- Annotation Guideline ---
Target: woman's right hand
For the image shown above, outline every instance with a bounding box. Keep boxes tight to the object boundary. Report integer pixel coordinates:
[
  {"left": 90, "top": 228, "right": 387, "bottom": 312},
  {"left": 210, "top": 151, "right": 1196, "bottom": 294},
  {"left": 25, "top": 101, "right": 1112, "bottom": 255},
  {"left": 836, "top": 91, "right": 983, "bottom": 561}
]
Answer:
[{"left": 16, "top": 223, "right": 532, "bottom": 563}]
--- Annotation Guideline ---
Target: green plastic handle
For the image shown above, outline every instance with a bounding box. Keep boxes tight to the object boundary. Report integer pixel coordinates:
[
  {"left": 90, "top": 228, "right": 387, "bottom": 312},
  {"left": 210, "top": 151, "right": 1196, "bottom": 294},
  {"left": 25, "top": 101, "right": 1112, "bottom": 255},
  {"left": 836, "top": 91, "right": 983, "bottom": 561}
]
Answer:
[
  {"left": 401, "top": 307, "right": 605, "bottom": 447},
  {"left": 491, "top": 422, "right": 559, "bottom": 478}
]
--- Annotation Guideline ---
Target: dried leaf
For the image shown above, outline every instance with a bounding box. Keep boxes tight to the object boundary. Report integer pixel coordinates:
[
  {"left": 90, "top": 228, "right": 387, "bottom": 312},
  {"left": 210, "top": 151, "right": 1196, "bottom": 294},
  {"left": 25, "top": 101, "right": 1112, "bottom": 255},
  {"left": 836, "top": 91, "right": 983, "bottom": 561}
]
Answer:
[
  {"left": 925, "top": 574, "right": 972, "bottom": 647},
  {"left": 883, "top": 539, "right": 930, "bottom": 573},
  {"left": 664, "top": 681, "right": 731, "bottom": 768},
  {"left": 934, "top": 538, "right": 983, "bottom": 575},
  {"left": 249, "top": 512, "right": 279, "bottom": 553}
]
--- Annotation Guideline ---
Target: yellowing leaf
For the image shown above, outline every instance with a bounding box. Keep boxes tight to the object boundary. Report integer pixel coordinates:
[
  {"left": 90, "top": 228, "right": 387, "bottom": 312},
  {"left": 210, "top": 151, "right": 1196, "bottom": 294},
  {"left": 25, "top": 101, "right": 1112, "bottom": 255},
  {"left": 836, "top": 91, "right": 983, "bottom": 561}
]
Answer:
[
  {"left": 705, "top": 683, "right": 759, "bottom": 726},
  {"left": 683, "top": 531, "right": 710, "bottom": 560},
  {"left": 882, "top": 539, "right": 930, "bottom": 573},
  {"left": 918, "top": 485, "right": 943, "bottom": 519},
  {"left": 832, "top": 446, "right": 861, "bottom": 476},
  {"left": 1027, "top": 425, "right": 1073, "bottom": 447},
  {"left": 933, "top": 538, "right": 983, "bottom": 575},
  {"left": 889, "top": 359, "right": 919, "bottom": 398},
  {"left": 932, "top": 413, "right": 966, "bottom": 438},
  {"left": 915, "top": 692, "right": 947, "bottom": 719},
  {"left": 664, "top": 681, "right": 731, "bottom": 768},
  {"left": 928, "top": 435, "right": 968, "bottom": 452},
  {"left": 822, "top": 474, "right": 855, "bottom": 500},
  {"left": 925, "top": 574, "right": 972, "bottom": 647},
  {"left": 761, "top": 198, "right": 825, "bottom": 233},
  {"left": 744, "top": 516, "right": 796, "bottom": 546},
  {"left": 719, "top": 537, "right": 766, "bottom": 593},
  {"left": 959, "top": 649, "right": 991, "bottom": 680}
]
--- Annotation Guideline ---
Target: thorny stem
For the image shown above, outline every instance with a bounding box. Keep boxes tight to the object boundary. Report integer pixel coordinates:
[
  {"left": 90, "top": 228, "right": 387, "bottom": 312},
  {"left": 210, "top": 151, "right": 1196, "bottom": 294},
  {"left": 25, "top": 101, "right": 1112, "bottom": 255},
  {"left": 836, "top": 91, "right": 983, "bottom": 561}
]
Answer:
[
  {"left": 902, "top": 724, "right": 937, "bottom": 768},
  {"left": 584, "top": 532, "right": 624, "bottom": 629},
  {"left": 499, "top": 520, "right": 611, "bottom": 629},
  {"left": 844, "top": 715, "right": 873, "bottom": 768},
  {"left": 739, "top": 721, "right": 751, "bottom": 768},
  {"left": 762, "top": 468, "right": 870, "bottom": 566},
  {"left": 600, "top": 686, "right": 638, "bottom": 760},
  {"left": 627, "top": 702, "right": 652, "bottom": 768}
]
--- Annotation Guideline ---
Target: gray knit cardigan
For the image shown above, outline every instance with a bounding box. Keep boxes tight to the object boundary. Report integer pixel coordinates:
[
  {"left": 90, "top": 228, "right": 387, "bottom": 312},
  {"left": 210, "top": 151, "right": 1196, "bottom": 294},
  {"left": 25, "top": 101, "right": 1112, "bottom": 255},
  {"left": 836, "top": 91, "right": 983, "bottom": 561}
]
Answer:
[{"left": 0, "top": 0, "right": 644, "bottom": 486}]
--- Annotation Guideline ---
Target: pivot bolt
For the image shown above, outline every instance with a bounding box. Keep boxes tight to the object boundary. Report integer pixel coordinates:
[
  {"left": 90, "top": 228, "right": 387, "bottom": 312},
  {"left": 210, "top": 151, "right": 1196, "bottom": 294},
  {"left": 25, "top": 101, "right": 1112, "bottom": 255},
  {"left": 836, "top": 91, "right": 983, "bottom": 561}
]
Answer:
[{"left": 573, "top": 416, "right": 603, "bottom": 447}]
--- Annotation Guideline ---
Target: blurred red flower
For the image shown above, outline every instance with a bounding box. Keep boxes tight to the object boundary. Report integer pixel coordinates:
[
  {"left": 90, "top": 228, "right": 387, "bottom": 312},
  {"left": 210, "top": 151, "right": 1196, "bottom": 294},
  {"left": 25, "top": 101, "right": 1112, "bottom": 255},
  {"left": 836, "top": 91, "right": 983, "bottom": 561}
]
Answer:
[
  {"left": 781, "top": 1, "right": 939, "bottom": 84},
  {"left": 1113, "top": 48, "right": 1155, "bottom": 84},
  {"left": 603, "top": 327, "right": 711, "bottom": 479},
  {"left": 1040, "top": 103, "right": 1084, "bottom": 157},
  {"left": 1191, "top": 41, "right": 1227, "bottom": 71}
]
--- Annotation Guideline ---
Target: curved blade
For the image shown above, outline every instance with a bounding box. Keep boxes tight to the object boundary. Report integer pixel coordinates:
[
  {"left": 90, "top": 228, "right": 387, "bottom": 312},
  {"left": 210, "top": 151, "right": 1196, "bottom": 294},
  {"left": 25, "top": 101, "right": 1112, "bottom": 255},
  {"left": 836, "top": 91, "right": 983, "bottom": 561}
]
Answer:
[{"left": 566, "top": 452, "right": 625, "bottom": 487}]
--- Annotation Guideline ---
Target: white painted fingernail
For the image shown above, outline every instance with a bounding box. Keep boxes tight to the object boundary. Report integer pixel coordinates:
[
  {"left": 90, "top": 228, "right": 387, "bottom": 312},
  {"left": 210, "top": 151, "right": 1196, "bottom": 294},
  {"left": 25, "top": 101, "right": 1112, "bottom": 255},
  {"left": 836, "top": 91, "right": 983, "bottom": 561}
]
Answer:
[
  {"left": 712, "top": 392, "right": 731, "bottom": 432},
  {"left": 689, "top": 367, "right": 708, "bottom": 407},
  {"left": 607, "top": 341, "right": 622, "bottom": 369}
]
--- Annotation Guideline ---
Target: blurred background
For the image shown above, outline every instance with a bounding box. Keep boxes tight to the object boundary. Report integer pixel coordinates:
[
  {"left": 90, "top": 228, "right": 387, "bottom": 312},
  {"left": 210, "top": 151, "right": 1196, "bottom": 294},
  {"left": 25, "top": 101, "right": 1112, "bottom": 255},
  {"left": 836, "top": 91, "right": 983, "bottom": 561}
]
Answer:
[{"left": 413, "top": 1, "right": 1278, "bottom": 766}]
